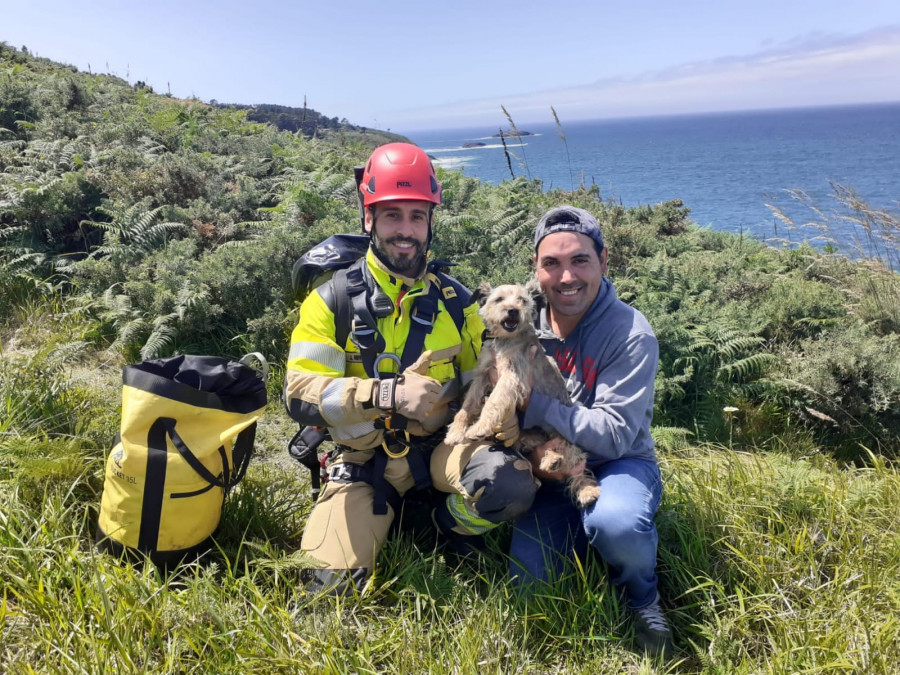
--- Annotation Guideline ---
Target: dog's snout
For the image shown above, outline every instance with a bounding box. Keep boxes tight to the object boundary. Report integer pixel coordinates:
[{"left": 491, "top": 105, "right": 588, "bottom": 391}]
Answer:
[{"left": 507, "top": 308, "right": 520, "bottom": 320}]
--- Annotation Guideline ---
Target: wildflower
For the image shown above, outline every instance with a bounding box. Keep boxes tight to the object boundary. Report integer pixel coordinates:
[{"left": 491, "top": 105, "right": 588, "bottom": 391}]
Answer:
[{"left": 722, "top": 406, "right": 739, "bottom": 413}]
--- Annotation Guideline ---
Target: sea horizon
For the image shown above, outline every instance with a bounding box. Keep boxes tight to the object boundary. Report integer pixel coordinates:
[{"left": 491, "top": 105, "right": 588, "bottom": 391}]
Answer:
[
  {"left": 405, "top": 101, "right": 900, "bottom": 257},
  {"left": 398, "top": 100, "right": 900, "bottom": 137}
]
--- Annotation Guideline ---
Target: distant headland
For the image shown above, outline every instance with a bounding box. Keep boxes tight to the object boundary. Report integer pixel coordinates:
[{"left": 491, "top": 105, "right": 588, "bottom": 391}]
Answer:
[{"left": 492, "top": 129, "right": 535, "bottom": 137}]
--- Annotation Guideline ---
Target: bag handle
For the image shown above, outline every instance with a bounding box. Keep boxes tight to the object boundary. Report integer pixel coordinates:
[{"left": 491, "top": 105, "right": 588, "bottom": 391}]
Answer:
[
  {"left": 161, "top": 417, "right": 255, "bottom": 491},
  {"left": 240, "top": 352, "right": 269, "bottom": 380},
  {"left": 229, "top": 422, "right": 256, "bottom": 487}
]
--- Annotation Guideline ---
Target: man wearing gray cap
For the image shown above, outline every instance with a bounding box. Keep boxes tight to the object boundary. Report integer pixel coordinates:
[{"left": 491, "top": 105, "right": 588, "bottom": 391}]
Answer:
[{"left": 511, "top": 205, "right": 672, "bottom": 657}]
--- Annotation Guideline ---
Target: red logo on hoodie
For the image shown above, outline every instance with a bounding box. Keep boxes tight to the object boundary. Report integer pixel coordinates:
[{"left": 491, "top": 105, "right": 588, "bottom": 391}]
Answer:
[{"left": 553, "top": 348, "right": 599, "bottom": 392}]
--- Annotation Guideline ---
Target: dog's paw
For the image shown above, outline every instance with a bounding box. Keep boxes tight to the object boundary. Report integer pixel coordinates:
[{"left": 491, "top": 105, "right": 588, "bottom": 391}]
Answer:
[
  {"left": 464, "top": 418, "right": 495, "bottom": 441},
  {"left": 539, "top": 449, "right": 564, "bottom": 473},
  {"left": 575, "top": 484, "right": 601, "bottom": 508},
  {"left": 444, "top": 418, "right": 467, "bottom": 446}
]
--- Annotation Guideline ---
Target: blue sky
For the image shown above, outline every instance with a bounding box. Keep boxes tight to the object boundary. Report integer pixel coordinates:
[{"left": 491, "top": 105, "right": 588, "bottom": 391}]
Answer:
[{"left": 4, "top": 0, "right": 900, "bottom": 132}]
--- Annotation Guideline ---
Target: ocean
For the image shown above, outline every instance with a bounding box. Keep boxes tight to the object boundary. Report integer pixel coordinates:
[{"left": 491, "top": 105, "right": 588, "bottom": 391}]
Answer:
[{"left": 406, "top": 103, "right": 900, "bottom": 255}]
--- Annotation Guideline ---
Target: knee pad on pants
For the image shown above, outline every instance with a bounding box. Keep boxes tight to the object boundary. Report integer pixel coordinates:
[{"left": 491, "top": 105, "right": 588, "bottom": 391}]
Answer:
[{"left": 460, "top": 445, "right": 538, "bottom": 523}]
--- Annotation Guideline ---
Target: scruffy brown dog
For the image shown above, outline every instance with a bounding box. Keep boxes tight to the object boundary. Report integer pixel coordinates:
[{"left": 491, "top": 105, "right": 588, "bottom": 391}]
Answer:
[{"left": 445, "top": 282, "right": 600, "bottom": 508}]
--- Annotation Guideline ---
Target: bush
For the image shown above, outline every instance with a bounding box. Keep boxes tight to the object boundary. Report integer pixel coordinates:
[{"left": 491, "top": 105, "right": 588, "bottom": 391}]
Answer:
[
  {"left": 755, "top": 274, "right": 847, "bottom": 341},
  {"left": 0, "top": 78, "right": 38, "bottom": 136},
  {"left": 780, "top": 323, "right": 900, "bottom": 458}
]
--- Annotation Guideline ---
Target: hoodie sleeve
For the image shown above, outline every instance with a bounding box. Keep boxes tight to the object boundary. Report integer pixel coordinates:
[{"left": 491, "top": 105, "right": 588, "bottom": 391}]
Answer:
[{"left": 521, "top": 330, "right": 658, "bottom": 462}]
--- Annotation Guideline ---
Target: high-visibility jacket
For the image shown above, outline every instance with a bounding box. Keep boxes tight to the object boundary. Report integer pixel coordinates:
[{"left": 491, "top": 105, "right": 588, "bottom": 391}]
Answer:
[{"left": 285, "top": 249, "right": 484, "bottom": 451}]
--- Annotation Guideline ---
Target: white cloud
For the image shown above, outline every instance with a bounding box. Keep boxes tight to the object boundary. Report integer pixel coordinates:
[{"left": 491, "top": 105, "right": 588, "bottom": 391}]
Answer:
[{"left": 389, "top": 26, "right": 900, "bottom": 130}]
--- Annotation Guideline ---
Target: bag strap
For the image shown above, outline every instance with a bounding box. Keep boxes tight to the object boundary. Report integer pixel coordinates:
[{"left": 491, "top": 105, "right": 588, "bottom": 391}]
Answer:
[
  {"left": 428, "top": 262, "right": 470, "bottom": 333},
  {"left": 161, "top": 417, "right": 253, "bottom": 491},
  {"left": 137, "top": 418, "right": 170, "bottom": 551},
  {"left": 239, "top": 352, "right": 269, "bottom": 380},
  {"left": 229, "top": 422, "right": 257, "bottom": 488},
  {"left": 330, "top": 267, "right": 354, "bottom": 353},
  {"left": 161, "top": 418, "right": 227, "bottom": 488}
]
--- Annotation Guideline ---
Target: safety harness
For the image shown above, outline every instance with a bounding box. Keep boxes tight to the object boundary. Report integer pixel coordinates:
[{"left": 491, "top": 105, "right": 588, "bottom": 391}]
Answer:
[{"left": 289, "top": 251, "right": 469, "bottom": 515}]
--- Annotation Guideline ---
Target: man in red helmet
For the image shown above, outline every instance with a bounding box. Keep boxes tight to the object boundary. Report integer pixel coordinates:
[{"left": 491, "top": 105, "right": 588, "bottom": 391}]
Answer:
[{"left": 285, "top": 143, "right": 539, "bottom": 595}]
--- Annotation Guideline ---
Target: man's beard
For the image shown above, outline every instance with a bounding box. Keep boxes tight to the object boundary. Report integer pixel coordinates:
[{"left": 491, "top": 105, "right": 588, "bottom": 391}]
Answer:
[{"left": 372, "top": 230, "right": 426, "bottom": 275}]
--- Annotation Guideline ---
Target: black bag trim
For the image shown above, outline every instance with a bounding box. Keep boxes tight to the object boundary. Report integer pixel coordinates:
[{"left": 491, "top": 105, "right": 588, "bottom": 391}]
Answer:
[
  {"left": 96, "top": 525, "right": 213, "bottom": 568},
  {"left": 170, "top": 483, "right": 217, "bottom": 499},
  {"left": 124, "top": 358, "right": 267, "bottom": 415},
  {"left": 138, "top": 418, "right": 169, "bottom": 551}
]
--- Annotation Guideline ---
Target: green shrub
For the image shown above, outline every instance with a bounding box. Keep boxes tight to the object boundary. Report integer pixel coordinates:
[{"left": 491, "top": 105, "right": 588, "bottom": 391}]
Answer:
[
  {"left": 755, "top": 274, "right": 847, "bottom": 341},
  {"left": 0, "top": 77, "right": 38, "bottom": 136},
  {"left": 780, "top": 323, "right": 900, "bottom": 458},
  {"left": 0, "top": 349, "right": 84, "bottom": 437}
]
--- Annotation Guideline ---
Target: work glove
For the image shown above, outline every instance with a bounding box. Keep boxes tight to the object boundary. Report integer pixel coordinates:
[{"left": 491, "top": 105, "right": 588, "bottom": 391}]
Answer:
[
  {"left": 372, "top": 351, "right": 442, "bottom": 423},
  {"left": 493, "top": 408, "right": 521, "bottom": 447}
]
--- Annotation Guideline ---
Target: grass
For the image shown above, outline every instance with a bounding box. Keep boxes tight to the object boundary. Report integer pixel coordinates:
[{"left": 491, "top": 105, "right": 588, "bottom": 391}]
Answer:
[
  {"left": 2, "top": 362, "right": 899, "bottom": 674},
  {"left": 2, "top": 245, "right": 899, "bottom": 672}
]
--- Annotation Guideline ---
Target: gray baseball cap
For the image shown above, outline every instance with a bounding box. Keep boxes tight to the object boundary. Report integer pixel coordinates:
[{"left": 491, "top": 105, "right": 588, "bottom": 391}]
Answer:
[{"left": 534, "top": 206, "right": 605, "bottom": 254}]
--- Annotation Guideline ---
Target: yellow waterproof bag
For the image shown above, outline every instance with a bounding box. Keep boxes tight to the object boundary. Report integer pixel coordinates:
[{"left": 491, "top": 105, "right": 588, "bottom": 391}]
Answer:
[{"left": 97, "top": 353, "right": 267, "bottom": 566}]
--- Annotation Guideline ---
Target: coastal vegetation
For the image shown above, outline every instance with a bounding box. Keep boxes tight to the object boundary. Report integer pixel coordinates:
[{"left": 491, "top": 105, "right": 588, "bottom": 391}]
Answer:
[{"left": 2, "top": 43, "right": 899, "bottom": 673}]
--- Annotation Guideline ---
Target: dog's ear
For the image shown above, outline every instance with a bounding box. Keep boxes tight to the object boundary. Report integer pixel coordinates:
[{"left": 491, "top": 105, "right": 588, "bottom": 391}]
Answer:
[
  {"left": 525, "top": 277, "right": 545, "bottom": 318},
  {"left": 471, "top": 281, "right": 492, "bottom": 306}
]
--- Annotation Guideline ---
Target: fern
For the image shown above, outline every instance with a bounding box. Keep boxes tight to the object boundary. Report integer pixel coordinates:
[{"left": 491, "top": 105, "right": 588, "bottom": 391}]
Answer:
[
  {"left": 84, "top": 200, "right": 186, "bottom": 263},
  {"left": 490, "top": 208, "right": 533, "bottom": 252},
  {"left": 650, "top": 425, "right": 693, "bottom": 453},
  {"left": 140, "top": 321, "right": 176, "bottom": 360},
  {"left": 717, "top": 353, "right": 779, "bottom": 382}
]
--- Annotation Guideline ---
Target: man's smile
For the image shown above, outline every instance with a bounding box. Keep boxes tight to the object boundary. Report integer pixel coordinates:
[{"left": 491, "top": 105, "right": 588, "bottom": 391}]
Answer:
[{"left": 388, "top": 237, "right": 420, "bottom": 253}]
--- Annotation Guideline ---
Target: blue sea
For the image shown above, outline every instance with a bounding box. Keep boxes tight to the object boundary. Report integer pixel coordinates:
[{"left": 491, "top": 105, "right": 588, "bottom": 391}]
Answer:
[{"left": 406, "top": 103, "right": 900, "bottom": 255}]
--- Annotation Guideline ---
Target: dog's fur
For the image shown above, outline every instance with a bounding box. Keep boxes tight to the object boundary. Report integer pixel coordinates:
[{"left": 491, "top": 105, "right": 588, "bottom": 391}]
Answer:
[{"left": 445, "top": 282, "right": 600, "bottom": 508}]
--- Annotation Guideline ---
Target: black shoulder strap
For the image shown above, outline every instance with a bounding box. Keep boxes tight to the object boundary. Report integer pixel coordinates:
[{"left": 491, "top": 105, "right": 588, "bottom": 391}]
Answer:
[
  {"left": 432, "top": 268, "right": 470, "bottom": 333},
  {"left": 400, "top": 284, "right": 439, "bottom": 371},
  {"left": 323, "top": 259, "right": 471, "bottom": 377},
  {"left": 321, "top": 258, "right": 385, "bottom": 377},
  {"left": 328, "top": 267, "right": 353, "bottom": 352},
  {"left": 398, "top": 268, "right": 470, "bottom": 371}
]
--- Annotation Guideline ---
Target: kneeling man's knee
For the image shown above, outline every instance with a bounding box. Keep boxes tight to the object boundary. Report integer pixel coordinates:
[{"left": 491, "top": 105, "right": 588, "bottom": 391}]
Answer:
[
  {"left": 584, "top": 504, "right": 654, "bottom": 550},
  {"left": 460, "top": 445, "right": 538, "bottom": 523}
]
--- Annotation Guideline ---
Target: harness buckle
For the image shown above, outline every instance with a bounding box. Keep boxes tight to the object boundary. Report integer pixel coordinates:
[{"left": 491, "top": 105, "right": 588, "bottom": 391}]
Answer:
[
  {"left": 350, "top": 317, "right": 376, "bottom": 338},
  {"left": 411, "top": 305, "right": 436, "bottom": 328},
  {"left": 328, "top": 463, "right": 357, "bottom": 483}
]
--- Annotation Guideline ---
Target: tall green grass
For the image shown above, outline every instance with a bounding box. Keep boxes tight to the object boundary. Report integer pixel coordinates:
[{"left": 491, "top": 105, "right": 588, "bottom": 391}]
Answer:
[
  {"left": 3, "top": 393, "right": 898, "bottom": 674},
  {"left": 2, "top": 336, "right": 900, "bottom": 672}
]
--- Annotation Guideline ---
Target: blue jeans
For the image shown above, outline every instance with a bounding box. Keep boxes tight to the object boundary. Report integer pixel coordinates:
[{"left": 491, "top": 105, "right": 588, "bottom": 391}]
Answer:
[{"left": 509, "top": 457, "right": 662, "bottom": 610}]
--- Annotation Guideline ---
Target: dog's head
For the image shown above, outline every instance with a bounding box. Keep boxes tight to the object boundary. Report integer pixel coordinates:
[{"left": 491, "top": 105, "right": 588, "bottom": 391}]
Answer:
[{"left": 476, "top": 283, "right": 535, "bottom": 337}]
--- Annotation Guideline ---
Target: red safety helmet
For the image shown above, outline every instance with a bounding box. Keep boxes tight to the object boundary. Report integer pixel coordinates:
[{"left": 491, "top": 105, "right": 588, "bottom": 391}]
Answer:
[{"left": 359, "top": 143, "right": 441, "bottom": 207}]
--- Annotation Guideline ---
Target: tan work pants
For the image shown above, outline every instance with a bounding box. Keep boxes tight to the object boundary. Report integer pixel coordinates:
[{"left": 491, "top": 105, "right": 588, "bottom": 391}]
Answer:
[{"left": 300, "top": 441, "right": 486, "bottom": 571}]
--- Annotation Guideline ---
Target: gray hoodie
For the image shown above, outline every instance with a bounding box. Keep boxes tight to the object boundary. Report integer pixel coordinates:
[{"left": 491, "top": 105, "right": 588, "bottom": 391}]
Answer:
[{"left": 522, "top": 277, "right": 658, "bottom": 464}]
